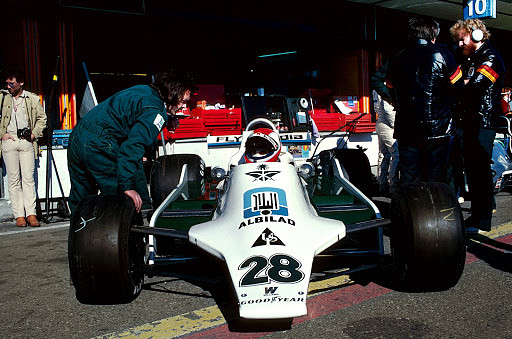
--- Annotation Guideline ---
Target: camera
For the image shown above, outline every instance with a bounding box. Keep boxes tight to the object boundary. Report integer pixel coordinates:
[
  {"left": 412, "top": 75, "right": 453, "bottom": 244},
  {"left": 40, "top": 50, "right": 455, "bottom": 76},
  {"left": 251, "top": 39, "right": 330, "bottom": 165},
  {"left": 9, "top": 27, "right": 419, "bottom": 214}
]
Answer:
[{"left": 17, "top": 127, "right": 32, "bottom": 141}]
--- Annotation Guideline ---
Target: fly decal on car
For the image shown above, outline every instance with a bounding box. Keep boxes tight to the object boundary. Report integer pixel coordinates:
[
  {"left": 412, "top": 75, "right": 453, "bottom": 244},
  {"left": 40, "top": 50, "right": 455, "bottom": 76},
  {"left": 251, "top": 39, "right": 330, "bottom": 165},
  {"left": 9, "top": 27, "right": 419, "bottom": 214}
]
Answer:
[
  {"left": 239, "top": 254, "right": 305, "bottom": 286},
  {"left": 252, "top": 228, "right": 285, "bottom": 247},
  {"left": 243, "top": 187, "right": 288, "bottom": 218}
]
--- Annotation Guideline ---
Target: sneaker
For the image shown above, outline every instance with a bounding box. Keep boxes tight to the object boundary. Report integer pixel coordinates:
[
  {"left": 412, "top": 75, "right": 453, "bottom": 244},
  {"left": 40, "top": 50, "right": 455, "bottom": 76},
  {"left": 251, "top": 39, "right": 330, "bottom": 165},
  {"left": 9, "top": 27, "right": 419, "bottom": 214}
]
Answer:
[{"left": 458, "top": 196, "right": 465, "bottom": 204}]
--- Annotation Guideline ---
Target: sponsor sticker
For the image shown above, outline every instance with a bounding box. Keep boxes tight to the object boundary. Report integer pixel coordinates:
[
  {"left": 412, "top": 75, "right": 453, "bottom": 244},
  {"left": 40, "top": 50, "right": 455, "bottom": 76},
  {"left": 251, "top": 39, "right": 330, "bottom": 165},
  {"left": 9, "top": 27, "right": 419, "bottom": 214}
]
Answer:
[
  {"left": 239, "top": 297, "right": 305, "bottom": 305},
  {"left": 246, "top": 164, "right": 280, "bottom": 181},
  {"left": 264, "top": 286, "right": 279, "bottom": 296},
  {"left": 252, "top": 228, "right": 285, "bottom": 247},
  {"left": 239, "top": 215, "right": 295, "bottom": 229},
  {"left": 153, "top": 114, "right": 165, "bottom": 131},
  {"left": 243, "top": 187, "right": 288, "bottom": 218}
]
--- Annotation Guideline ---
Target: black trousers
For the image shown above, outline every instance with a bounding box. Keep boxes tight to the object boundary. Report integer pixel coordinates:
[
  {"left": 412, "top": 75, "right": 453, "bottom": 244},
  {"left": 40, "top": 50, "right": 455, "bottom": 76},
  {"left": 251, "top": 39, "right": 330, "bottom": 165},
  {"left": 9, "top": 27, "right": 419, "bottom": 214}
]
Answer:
[
  {"left": 463, "top": 126, "right": 496, "bottom": 231},
  {"left": 398, "top": 139, "right": 451, "bottom": 186}
]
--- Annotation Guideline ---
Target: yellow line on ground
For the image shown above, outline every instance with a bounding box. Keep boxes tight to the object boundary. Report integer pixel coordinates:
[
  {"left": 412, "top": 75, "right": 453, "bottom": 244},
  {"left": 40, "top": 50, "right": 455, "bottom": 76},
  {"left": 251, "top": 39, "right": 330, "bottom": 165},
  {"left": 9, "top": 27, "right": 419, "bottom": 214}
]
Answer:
[
  {"left": 98, "top": 222, "right": 512, "bottom": 339},
  {"left": 100, "top": 305, "right": 224, "bottom": 339},
  {"left": 98, "top": 274, "right": 353, "bottom": 339},
  {"left": 475, "top": 221, "right": 512, "bottom": 239}
]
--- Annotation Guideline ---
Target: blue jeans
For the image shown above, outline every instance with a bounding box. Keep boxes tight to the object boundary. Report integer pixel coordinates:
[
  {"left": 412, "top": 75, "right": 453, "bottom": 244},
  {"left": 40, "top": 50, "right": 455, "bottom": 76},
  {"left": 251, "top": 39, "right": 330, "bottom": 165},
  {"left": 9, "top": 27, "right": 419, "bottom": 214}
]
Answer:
[{"left": 376, "top": 122, "right": 399, "bottom": 193}]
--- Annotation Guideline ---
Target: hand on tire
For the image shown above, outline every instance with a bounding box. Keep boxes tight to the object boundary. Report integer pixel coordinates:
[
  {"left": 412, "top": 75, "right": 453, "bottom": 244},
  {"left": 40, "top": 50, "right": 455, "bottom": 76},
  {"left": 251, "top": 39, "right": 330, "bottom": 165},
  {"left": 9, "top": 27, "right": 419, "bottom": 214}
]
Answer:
[{"left": 124, "top": 190, "right": 142, "bottom": 213}]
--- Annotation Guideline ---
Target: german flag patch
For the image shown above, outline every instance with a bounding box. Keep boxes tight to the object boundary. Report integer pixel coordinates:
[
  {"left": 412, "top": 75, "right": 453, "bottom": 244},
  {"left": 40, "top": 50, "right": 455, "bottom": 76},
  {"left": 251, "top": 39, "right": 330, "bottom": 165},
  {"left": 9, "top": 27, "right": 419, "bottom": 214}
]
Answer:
[
  {"left": 450, "top": 66, "right": 462, "bottom": 84},
  {"left": 477, "top": 64, "right": 499, "bottom": 83}
]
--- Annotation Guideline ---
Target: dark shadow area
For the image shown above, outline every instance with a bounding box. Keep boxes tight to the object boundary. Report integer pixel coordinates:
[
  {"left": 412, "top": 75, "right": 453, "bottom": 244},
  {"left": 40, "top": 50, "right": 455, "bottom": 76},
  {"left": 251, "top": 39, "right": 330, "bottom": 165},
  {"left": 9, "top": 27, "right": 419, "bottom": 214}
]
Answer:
[
  {"left": 228, "top": 318, "right": 293, "bottom": 332},
  {"left": 143, "top": 278, "right": 215, "bottom": 299},
  {"left": 346, "top": 260, "right": 455, "bottom": 294},
  {"left": 140, "top": 247, "right": 289, "bottom": 332},
  {"left": 466, "top": 234, "right": 512, "bottom": 274}
]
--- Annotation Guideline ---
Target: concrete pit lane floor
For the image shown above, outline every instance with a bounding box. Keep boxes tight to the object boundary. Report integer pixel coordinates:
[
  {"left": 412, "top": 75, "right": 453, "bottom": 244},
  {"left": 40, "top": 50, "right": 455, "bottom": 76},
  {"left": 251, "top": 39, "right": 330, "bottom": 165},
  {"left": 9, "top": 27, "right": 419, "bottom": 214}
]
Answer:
[{"left": 0, "top": 192, "right": 511, "bottom": 338}]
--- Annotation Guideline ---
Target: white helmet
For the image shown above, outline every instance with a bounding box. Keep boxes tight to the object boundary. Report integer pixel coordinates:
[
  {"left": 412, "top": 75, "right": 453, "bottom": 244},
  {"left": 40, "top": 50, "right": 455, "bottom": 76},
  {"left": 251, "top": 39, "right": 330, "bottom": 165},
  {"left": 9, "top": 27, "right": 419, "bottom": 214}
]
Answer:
[{"left": 244, "top": 128, "right": 281, "bottom": 163}]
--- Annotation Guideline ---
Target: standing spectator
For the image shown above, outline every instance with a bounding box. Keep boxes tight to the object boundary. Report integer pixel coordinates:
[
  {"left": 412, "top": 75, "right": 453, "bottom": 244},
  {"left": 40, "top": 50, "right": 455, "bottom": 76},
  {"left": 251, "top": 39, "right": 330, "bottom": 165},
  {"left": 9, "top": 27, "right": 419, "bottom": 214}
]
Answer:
[
  {"left": 449, "top": 19, "right": 505, "bottom": 232},
  {"left": 67, "top": 71, "right": 195, "bottom": 216},
  {"left": 0, "top": 70, "right": 47, "bottom": 227},
  {"left": 370, "top": 61, "right": 399, "bottom": 195},
  {"left": 387, "top": 17, "right": 462, "bottom": 187}
]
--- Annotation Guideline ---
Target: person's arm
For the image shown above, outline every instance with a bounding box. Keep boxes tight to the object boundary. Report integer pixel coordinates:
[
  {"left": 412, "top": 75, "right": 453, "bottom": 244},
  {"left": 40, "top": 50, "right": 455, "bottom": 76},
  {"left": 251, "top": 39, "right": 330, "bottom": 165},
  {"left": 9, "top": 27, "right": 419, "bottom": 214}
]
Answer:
[
  {"left": 28, "top": 93, "right": 47, "bottom": 141},
  {"left": 0, "top": 91, "right": 13, "bottom": 140},
  {"left": 465, "top": 54, "right": 503, "bottom": 95},
  {"left": 370, "top": 62, "right": 393, "bottom": 104},
  {"left": 117, "top": 107, "right": 167, "bottom": 210},
  {"left": 124, "top": 189, "right": 142, "bottom": 212},
  {"left": 384, "top": 59, "right": 397, "bottom": 108},
  {"left": 444, "top": 50, "right": 463, "bottom": 98}
]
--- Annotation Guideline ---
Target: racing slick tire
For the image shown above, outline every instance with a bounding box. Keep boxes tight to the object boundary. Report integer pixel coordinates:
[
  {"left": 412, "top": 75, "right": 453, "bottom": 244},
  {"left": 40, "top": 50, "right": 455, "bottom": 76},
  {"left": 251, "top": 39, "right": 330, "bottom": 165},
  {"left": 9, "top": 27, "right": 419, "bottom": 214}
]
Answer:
[
  {"left": 390, "top": 182, "right": 466, "bottom": 290},
  {"left": 317, "top": 148, "right": 374, "bottom": 196},
  {"left": 68, "top": 194, "right": 145, "bottom": 304},
  {"left": 150, "top": 154, "right": 205, "bottom": 256},
  {"left": 150, "top": 154, "right": 206, "bottom": 208}
]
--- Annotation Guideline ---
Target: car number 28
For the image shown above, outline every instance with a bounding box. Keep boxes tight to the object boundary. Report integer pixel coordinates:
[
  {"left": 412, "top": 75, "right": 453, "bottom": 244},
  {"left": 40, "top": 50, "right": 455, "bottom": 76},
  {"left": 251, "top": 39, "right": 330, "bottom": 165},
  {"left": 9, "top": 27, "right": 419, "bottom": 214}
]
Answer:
[{"left": 239, "top": 254, "right": 305, "bottom": 286}]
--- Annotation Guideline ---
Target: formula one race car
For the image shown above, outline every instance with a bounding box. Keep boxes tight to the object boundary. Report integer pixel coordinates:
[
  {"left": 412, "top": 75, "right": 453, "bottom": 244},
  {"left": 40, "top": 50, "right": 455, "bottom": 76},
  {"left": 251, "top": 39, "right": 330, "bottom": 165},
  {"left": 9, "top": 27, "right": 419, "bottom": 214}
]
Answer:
[{"left": 68, "top": 116, "right": 466, "bottom": 321}]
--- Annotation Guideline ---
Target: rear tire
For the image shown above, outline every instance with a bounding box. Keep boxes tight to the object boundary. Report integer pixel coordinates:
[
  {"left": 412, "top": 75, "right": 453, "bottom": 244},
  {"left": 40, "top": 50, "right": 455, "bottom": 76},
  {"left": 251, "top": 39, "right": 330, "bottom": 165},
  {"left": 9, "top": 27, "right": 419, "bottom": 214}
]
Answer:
[
  {"left": 317, "top": 148, "right": 374, "bottom": 196},
  {"left": 68, "top": 194, "right": 145, "bottom": 304},
  {"left": 149, "top": 154, "right": 205, "bottom": 256},
  {"left": 390, "top": 182, "right": 465, "bottom": 290},
  {"left": 150, "top": 154, "right": 205, "bottom": 208}
]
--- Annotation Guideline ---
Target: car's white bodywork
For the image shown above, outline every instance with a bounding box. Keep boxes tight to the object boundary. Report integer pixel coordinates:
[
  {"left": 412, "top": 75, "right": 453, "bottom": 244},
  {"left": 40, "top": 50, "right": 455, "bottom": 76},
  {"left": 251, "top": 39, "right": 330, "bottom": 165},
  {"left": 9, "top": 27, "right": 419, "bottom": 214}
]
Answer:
[
  {"left": 146, "top": 119, "right": 380, "bottom": 319},
  {"left": 146, "top": 118, "right": 381, "bottom": 320},
  {"left": 189, "top": 162, "right": 346, "bottom": 319}
]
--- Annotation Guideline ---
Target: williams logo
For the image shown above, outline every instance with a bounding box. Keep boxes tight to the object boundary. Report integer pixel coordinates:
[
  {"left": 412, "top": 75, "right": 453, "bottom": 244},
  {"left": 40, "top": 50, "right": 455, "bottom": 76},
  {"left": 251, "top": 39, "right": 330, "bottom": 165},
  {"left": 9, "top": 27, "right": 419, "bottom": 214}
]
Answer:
[
  {"left": 264, "top": 286, "right": 279, "bottom": 296},
  {"left": 243, "top": 187, "right": 288, "bottom": 219},
  {"left": 246, "top": 164, "right": 280, "bottom": 182},
  {"left": 252, "top": 228, "right": 285, "bottom": 247}
]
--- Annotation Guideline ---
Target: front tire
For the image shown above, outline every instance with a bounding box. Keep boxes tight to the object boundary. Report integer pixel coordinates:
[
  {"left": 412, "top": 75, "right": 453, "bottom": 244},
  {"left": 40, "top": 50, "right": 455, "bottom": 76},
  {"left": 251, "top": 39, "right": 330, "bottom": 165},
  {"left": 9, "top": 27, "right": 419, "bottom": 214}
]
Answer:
[
  {"left": 68, "top": 194, "right": 145, "bottom": 304},
  {"left": 390, "top": 182, "right": 465, "bottom": 290}
]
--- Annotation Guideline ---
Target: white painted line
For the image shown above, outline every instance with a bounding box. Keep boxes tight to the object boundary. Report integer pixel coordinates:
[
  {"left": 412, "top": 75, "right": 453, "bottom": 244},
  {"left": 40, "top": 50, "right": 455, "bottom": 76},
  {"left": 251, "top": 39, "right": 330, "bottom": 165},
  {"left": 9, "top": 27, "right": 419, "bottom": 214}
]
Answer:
[{"left": 0, "top": 222, "right": 69, "bottom": 236}]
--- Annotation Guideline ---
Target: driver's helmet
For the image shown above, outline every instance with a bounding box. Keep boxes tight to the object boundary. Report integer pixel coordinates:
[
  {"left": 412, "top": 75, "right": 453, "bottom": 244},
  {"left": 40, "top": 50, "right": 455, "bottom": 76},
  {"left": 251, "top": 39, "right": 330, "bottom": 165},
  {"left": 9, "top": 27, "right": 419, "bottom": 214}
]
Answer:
[{"left": 244, "top": 128, "right": 281, "bottom": 163}]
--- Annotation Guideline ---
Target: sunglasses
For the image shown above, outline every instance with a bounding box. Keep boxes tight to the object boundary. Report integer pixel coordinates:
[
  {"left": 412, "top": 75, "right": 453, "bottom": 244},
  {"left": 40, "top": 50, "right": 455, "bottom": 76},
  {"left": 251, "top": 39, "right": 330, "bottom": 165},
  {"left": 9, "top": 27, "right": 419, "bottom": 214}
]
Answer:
[{"left": 5, "top": 82, "right": 17, "bottom": 88}]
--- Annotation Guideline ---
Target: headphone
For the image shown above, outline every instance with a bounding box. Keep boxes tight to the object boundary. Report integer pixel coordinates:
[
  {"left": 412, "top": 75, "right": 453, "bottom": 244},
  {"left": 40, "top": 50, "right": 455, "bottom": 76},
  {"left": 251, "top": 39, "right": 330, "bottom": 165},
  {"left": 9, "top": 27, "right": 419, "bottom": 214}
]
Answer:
[
  {"left": 434, "top": 20, "right": 440, "bottom": 38},
  {"left": 470, "top": 25, "right": 484, "bottom": 43}
]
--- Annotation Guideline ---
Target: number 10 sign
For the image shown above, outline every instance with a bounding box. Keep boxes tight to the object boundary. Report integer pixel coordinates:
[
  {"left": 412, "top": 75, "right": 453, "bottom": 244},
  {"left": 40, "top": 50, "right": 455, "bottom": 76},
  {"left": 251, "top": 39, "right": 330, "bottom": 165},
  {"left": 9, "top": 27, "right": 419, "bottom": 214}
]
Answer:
[{"left": 464, "top": 0, "right": 496, "bottom": 19}]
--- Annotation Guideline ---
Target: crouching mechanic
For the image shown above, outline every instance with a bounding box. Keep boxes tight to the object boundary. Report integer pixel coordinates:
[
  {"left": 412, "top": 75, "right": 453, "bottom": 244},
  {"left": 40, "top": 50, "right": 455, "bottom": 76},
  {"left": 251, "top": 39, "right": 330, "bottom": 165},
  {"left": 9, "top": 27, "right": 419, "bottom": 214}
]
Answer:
[{"left": 67, "top": 71, "right": 195, "bottom": 216}]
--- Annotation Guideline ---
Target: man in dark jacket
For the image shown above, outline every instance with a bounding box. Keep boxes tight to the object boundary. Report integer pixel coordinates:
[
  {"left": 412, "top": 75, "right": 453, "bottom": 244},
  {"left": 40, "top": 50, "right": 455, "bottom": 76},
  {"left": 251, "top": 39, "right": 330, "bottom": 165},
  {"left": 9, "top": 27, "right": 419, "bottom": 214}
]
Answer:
[
  {"left": 450, "top": 19, "right": 505, "bottom": 232},
  {"left": 67, "top": 71, "right": 195, "bottom": 215},
  {"left": 387, "top": 17, "right": 462, "bottom": 186}
]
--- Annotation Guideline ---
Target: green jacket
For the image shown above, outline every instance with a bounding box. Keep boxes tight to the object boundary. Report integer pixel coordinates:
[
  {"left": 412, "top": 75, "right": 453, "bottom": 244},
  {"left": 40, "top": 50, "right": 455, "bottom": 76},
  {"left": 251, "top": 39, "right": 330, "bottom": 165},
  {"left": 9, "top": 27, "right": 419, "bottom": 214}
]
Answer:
[
  {"left": 79, "top": 84, "right": 167, "bottom": 192},
  {"left": 0, "top": 89, "right": 47, "bottom": 158}
]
